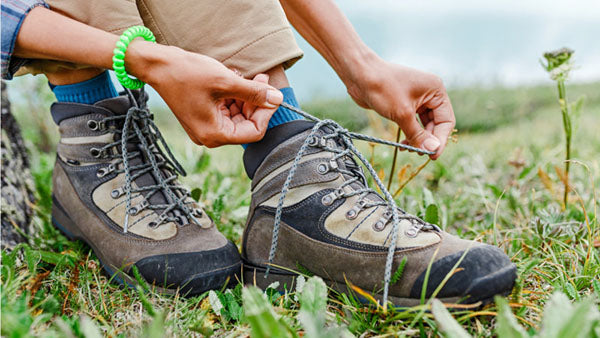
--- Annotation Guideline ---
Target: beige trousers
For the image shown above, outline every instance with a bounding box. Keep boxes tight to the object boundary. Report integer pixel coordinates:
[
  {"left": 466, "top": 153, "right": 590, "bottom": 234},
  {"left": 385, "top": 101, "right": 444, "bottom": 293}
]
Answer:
[{"left": 17, "top": 0, "right": 304, "bottom": 78}]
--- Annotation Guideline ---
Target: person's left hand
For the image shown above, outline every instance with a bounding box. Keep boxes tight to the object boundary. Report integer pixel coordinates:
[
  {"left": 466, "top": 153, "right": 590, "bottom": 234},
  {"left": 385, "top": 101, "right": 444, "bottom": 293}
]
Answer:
[{"left": 345, "top": 59, "right": 455, "bottom": 160}]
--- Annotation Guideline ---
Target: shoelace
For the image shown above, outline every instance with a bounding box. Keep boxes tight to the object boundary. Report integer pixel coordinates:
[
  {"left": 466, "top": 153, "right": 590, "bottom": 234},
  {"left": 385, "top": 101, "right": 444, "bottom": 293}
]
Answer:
[
  {"left": 267, "top": 102, "right": 436, "bottom": 307},
  {"left": 92, "top": 89, "right": 200, "bottom": 232}
]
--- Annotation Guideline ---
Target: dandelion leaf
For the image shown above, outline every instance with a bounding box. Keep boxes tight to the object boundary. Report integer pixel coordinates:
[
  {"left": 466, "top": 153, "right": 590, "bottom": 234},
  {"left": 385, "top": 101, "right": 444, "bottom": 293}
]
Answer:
[
  {"left": 242, "top": 286, "right": 290, "bottom": 338},
  {"left": 425, "top": 204, "right": 440, "bottom": 225},
  {"left": 539, "top": 292, "right": 600, "bottom": 338},
  {"left": 431, "top": 299, "right": 471, "bottom": 338},
  {"left": 494, "top": 296, "right": 527, "bottom": 338}
]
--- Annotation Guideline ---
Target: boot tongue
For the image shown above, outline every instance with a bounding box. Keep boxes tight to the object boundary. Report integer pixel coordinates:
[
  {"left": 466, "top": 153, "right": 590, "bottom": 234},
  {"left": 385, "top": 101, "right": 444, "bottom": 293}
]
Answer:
[
  {"left": 99, "top": 93, "right": 178, "bottom": 220},
  {"left": 335, "top": 144, "right": 385, "bottom": 204},
  {"left": 94, "top": 95, "right": 135, "bottom": 115},
  {"left": 243, "top": 120, "right": 315, "bottom": 179},
  {"left": 312, "top": 125, "right": 385, "bottom": 203}
]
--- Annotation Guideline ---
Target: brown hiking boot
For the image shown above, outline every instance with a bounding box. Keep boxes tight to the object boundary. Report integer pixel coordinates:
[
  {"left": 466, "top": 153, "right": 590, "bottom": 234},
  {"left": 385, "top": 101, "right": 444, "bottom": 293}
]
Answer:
[
  {"left": 242, "top": 116, "right": 516, "bottom": 307},
  {"left": 50, "top": 90, "right": 240, "bottom": 295}
]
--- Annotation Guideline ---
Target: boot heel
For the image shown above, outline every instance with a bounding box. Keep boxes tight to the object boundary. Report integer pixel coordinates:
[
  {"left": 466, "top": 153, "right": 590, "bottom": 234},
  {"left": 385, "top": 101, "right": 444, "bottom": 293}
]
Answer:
[
  {"left": 242, "top": 262, "right": 299, "bottom": 292},
  {"left": 51, "top": 195, "right": 83, "bottom": 240}
]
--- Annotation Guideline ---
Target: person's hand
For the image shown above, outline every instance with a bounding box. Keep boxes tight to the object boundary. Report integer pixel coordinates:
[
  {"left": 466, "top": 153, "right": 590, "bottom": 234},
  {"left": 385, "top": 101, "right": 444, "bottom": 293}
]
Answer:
[
  {"left": 129, "top": 43, "right": 283, "bottom": 147},
  {"left": 346, "top": 60, "right": 455, "bottom": 159}
]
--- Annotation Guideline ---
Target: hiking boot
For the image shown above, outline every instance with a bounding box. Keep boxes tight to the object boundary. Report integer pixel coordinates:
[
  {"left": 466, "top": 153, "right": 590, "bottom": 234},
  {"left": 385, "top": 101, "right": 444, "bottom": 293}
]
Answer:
[
  {"left": 50, "top": 90, "right": 240, "bottom": 296},
  {"left": 242, "top": 117, "right": 516, "bottom": 306}
]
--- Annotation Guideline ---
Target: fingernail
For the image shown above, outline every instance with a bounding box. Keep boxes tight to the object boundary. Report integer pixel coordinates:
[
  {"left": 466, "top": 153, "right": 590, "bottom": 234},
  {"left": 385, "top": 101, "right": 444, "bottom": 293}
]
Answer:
[
  {"left": 423, "top": 137, "right": 441, "bottom": 151},
  {"left": 266, "top": 89, "right": 283, "bottom": 108}
]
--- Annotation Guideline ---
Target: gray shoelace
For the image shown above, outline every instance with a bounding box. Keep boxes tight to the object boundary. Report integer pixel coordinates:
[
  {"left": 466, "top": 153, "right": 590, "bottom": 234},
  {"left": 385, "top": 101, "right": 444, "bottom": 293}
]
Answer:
[
  {"left": 266, "top": 102, "right": 435, "bottom": 306},
  {"left": 93, "top": 89, "right": 200, "bottom": 232}
]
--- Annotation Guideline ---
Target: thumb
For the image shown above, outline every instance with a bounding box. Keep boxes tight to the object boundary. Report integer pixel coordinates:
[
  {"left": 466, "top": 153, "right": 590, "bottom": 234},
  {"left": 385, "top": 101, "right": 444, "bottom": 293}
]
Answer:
[
  {"left": 226, "top": 75, "right": 283, "bottom": 108},
  {"left": 400, "top": 115, "right": 441, "bottom": 153}
]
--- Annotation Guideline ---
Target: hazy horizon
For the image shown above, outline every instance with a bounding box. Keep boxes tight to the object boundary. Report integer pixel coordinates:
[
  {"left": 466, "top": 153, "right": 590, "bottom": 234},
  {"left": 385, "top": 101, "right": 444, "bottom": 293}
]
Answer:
[{"left": 286, "top": 0, "right": 600, "bottom": 101}]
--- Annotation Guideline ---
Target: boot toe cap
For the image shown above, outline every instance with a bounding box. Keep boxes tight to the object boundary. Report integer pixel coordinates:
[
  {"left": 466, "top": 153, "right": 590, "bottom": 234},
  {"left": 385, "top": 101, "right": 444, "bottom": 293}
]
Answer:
[
  {"left": 134, "top": 241, "right": 241, "bottom": 296},
  {"left": 409, "top": 245, "right": 516, "bottom": 303}
]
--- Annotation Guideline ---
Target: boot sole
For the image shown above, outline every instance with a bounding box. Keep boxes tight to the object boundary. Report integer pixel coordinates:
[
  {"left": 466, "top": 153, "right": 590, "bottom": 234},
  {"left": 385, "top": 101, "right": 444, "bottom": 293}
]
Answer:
[
  {"left": 51, "top": 195, "right": 239, "bottom": 297},
  {"left": 242, "top": 261, "right": 516, "bottom": 308}
]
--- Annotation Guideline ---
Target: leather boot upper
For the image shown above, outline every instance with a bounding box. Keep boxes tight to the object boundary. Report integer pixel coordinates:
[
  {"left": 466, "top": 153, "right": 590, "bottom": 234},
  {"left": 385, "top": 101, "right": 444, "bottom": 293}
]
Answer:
[{"left": 51, "top": 91, "right": 240, "bottom": 294}]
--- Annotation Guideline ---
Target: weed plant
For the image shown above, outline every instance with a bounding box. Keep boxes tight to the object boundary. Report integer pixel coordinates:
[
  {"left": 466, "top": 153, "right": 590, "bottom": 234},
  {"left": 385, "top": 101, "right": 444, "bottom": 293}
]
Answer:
[{"left": 541, "top": 48, "right": 585, "bottom": 209}]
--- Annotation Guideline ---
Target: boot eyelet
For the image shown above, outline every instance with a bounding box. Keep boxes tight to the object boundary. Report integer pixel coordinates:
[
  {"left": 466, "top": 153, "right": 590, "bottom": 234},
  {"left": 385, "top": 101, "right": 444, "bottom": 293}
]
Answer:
[
  {"left": 148, "top": 221, "right": 159, "bottom": 229},
  {"left": 321, "top": 194, "right": 334, "bottom": 206},
  {"left": 405, "top": 228, "right": 418, "bottom": 238},
  {"left": 90, "top": 147, "right": 102, "bottom": 158},
  {"left": 176, "top": 216, "right": 186, "bottom": 226},
  {"left": 317, "top": 163, "right": 328, "bottom": 174},
  {"left": 346, "top": 209, "right": 358, "bottom": 219},
  {"left": 193, "top": 209, "right": 203, "bottom": 217},
  {"left": 111, "top": 188, "right": 122, "bottom": 199},
  {"left": 308, "top": 136, "right": 319, "bottom": 146},
  {"left": 96, "top": 168, "right": 107, "bottom": 178},
  {"left": 373, "top": 220, "right": 386, "bottom": 232},
  {"left": 129, "top": 200, "right": 149, "bottom": 216},
  {"left": 87, "top": 120, "right": 98, "bottom": 130},
  {"left": 96, "top": 164, "right": 115, "bottom": 178}
]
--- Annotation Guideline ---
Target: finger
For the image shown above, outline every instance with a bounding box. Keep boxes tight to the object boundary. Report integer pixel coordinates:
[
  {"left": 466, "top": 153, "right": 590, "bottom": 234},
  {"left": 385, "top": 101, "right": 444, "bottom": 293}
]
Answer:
[
  {"left": 229, "top": 101, "right": 241, "bottom": 116},
  {"left": 231, "top": 113, "right": 246, "bottom": 124},
  {"left": 214, "top": 104, "right": 275, "bottom": 145},
  {"left": 224, "top": 74, "right": 283, "bottom": 109},
  {"left": 425, "top": 120, "right": 435, "bottom": 133},
  {"left": 399, "top": 139, "right": 409, "bottom": 152},
  {"left": 242, "top": 74, "right": 270, "bottom": 118},
  {"left": 419, "top": 111, "right": 432, "bottom": 128},
  {"left": 417, "top": 106, "right": 434, "bottom": 127},
  {"left": 429, "top": 95, "right": 456, "bottom": 159},
  {"left": 398, "top": 113, "right": 440, "bottom": 155},
  {"left": 224, "top": 109, "right": 273, "bottom": 144}
]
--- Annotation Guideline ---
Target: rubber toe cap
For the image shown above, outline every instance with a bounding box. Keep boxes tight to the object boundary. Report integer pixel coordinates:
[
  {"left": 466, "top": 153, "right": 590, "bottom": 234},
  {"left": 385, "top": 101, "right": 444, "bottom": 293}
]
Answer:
[
  {"left": 409, "top": 245, "right": 516, "bottom": 302},
  {"left": 134, "top": 241, "right": 241, "bottom": 296}
]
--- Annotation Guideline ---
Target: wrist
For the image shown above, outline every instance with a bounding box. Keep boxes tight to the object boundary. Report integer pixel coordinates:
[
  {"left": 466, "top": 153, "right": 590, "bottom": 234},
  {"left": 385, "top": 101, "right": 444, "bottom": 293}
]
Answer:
[
  {"left": 125, "top": 40, "right": 170, "bottom": 85},
  {"left": 341, "top": 47, "right": 386, "bottom": 88}
]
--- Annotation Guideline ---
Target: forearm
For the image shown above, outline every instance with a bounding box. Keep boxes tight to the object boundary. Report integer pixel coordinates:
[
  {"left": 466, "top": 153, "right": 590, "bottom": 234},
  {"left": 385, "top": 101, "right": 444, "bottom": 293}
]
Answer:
[
  {"left": 280, "top": 0, "right": 382, "bottom": 86},
  {"left": 13, "top": 6, "right": 163, "bottom": 83}
]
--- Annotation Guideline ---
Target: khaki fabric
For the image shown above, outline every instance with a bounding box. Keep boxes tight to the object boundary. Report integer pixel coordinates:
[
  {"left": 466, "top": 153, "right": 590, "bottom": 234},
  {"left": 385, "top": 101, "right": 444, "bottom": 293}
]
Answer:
[{"left": 17, "top": 0, "right": 303, "bottom": 78}]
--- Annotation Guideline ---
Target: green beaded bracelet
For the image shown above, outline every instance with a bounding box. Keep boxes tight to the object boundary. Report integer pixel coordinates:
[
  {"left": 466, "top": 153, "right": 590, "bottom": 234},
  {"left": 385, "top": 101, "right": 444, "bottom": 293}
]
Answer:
[{"left": 112, "top": 26, "right": 156, "bottom": 89}]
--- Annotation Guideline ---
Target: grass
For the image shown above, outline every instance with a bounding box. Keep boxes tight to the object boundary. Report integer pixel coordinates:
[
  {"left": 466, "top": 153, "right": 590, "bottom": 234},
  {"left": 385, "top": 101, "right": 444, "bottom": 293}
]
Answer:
[{"left": 2, "top": 77, "right": 599, "bottom": 337}]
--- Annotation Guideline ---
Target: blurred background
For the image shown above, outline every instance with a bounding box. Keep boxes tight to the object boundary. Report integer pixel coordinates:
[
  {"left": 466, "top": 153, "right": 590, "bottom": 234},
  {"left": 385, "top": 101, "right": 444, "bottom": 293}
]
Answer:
[
  {"left": 8, "top": 0, "right": 600, "bottom": 107},
  {"left": 5, "top": 0, "right": 600, "bottom": 189},
  {"left": 288, "top": 0, "right": 600, "bottom": 100}
]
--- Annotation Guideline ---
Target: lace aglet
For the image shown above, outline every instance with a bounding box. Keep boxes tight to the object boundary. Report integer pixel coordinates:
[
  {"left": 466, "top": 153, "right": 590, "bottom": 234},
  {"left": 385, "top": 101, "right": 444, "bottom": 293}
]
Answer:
[{"left": 123, "top": 214, "right": 130, "bottom": 233}]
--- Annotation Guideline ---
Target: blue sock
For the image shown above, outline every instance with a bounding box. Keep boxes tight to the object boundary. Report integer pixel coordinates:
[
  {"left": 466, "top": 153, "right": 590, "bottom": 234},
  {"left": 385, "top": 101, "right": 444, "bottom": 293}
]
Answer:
[
  {"left": 266, "top": 87, "right": 302, "bottom": 129},
  {"left": 243, "top": 87, "right": 302, "bottom": 148},
  {"left": 49, "top": 71, "right": 118, "bottom": 104}
]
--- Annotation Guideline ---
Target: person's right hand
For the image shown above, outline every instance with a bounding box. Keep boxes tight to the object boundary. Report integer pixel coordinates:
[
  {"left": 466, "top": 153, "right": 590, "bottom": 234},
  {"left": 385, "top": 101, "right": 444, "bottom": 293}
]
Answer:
[{"left": 128, "top": 42, "right": 283, "bottom": 147}]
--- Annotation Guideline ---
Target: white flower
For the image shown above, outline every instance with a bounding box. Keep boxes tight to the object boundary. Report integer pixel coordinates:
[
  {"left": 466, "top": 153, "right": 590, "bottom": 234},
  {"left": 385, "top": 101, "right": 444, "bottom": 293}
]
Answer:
[
  {"left": 266, "top": 281, "right": 280, "bottom": 291},
  {"left": 294, "top": 275, "right": 306, "bottom": 301},
  {"left": 208, "top": 290, "right": 223, "bottom": 316},
  {"left": 549, "top": 62, "right": 573, "bottom": 81}
]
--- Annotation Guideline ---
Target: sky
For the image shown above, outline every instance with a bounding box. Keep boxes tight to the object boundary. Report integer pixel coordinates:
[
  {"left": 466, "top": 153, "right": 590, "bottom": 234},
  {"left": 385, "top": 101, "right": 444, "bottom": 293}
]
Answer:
[{"left": 286, "top": 0, "right": 600, "bottom": 100}]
